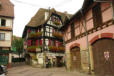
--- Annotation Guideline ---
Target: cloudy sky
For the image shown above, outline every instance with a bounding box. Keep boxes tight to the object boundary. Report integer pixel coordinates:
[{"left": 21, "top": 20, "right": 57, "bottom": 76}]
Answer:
[{"left": 10, "top": 0, "right": 84, "bottom": 37}]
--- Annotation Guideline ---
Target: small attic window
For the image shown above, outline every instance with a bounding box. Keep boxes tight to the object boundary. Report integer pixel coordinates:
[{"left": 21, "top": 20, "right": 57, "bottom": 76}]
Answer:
[{"left": 1, "top": 19, "right": 6, "bottom": 26}]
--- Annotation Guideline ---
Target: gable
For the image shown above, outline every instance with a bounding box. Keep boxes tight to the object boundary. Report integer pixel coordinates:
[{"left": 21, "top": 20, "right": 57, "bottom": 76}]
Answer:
[{"left": 47, "top": 14, "right": 63, "bottom": 27}]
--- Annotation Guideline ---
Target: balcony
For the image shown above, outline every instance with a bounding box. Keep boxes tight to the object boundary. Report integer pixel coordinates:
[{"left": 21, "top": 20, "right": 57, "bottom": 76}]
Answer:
[
  {"left": 49, "top": 46, "right": 65, "bottom": 53},
  {"left": 52, "top": 32, "right": 63, "bottom": 39},
  {"left": 28, "top": 32, "right": 42, "bottom": 39}
]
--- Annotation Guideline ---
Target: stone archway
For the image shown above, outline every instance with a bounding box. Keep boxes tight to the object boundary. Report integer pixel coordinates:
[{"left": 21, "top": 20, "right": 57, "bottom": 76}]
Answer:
[
  {"left": 70, "top": 46, "right": 81, "bottom": 70},
  {"left": 92, "top": 38, "right": 114, "bottom": 75},
  {"left": 25, "top": 54, "right": 32, "bottom": 65}
]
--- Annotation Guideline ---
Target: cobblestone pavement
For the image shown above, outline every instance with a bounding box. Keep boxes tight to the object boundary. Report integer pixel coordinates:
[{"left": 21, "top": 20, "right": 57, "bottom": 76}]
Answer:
[{"left": 7, "top": 65, "right": 93, "bottom": 76}]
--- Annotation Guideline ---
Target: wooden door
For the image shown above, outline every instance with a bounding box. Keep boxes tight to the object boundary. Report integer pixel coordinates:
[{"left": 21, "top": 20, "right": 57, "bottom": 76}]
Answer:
[
  {"left": 92, "top": 38, "right": 114, "bottom": 76},
  {"left": 71, "top": 47, "right": 81, "bottom": 70}
]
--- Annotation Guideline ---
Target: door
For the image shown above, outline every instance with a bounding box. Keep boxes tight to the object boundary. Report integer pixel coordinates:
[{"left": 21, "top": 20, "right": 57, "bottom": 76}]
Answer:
[
  {"left": 92, "top": 38, "right": 114, "bottom": 76},
  {"left": 71, "top": 47, "right": 81, "bottom": 70}
]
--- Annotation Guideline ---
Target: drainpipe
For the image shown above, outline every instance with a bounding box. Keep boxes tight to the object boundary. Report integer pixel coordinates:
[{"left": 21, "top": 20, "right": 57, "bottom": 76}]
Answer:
[
  {"left": 80, "top": 9, "right": 91, "bottom": 74},
  {"left": 112, "top": 0, "right": 114, "bottom": 23}
]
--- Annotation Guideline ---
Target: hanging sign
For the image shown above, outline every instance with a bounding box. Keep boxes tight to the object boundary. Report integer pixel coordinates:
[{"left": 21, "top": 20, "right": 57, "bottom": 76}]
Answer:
[{"left": 104, "top": 51, "right": 110, "bottom": 60}]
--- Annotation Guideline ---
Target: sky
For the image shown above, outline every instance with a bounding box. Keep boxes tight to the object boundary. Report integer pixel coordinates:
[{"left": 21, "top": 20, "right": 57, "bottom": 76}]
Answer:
[{"left": 10, "top": 0, "right": 84, "bottom": 37}]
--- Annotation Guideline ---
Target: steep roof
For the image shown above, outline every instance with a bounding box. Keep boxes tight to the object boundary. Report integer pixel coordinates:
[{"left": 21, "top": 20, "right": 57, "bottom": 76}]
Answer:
[
  {"left": 26, "top": 8, "right": 72, "bottom": 27},
  {"left": 61, "top": 0, "right": 94, "bottom": 31},
  {"left": 0, "top": 0, "right": 14, "bottom": 18}
]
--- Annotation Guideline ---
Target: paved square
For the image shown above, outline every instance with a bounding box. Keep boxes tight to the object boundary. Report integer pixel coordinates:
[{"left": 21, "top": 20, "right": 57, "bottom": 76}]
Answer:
[{"left": 7, "top": 65, "right": 92, "bottom": 76}]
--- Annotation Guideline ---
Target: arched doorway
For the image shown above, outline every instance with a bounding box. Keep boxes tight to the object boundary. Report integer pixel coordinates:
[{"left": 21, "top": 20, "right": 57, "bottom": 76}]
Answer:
[
  {"left": 70, "top": 46, "right": 81, "bottom": 70},
  {"left": 25, "top": 54, "right": 32, "bottom": 65},
  {"left": 92, "top": 38, "right": 114, "bottom": 75}
]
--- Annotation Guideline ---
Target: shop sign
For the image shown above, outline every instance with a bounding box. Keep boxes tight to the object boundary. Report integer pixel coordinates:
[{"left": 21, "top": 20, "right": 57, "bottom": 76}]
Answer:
[{"left": 104, "top": 51, "right": 110, "bottom": 60}]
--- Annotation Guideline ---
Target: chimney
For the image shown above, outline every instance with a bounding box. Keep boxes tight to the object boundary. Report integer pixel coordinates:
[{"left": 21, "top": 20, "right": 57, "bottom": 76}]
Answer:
[{"left": 45, "top": 11, "right": 49, "bottom": 20}]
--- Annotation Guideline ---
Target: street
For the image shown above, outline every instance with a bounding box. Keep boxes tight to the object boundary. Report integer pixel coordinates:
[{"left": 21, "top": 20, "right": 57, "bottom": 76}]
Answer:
[{"left": 7, "top": 65, "right": 91, "bottom": 76}]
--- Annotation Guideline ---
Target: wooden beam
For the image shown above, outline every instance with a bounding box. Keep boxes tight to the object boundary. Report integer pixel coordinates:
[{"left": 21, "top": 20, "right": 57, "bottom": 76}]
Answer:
[{"left": 112, "top": 0, "right": 114, "bottom": 23}]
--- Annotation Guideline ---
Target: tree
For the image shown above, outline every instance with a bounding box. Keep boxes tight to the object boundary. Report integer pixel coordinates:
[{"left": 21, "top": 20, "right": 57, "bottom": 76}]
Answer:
[{"left": 12, "top": 36, "right": 24, "bottom": 57}]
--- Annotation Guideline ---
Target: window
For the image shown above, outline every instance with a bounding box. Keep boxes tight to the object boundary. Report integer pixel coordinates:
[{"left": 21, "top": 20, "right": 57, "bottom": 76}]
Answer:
[
  {"left": 45, "top": 26, "right": 53, "bottom": 37},
  {"left": 0, "top": 33, "right": 5, "bottom": 40},
  {"left": 92, "top": 3, "right": 102, "bottom": 27},
  {"left": 1, "top": 19, "right": 6, "bottom": 26}
]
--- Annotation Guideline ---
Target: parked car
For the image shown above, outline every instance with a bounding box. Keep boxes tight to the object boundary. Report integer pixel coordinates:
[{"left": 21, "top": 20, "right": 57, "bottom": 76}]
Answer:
[{"left": 0, "top": 65, "right": 7, "bottom": 76}]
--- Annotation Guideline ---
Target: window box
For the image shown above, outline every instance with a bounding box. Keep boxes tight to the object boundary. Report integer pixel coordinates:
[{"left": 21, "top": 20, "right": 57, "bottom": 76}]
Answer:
[
  {"left": 52, "top": 32, "right": 63, "bottom": 39},
  {"left": 27, "top": 46, "right": 41, "bottom": 52},
  {"left": 28, "top": 32, "right": 42, "bottom": 38},
  {"left": 49, "top": 46, "right": 65, "bottom": 52}
]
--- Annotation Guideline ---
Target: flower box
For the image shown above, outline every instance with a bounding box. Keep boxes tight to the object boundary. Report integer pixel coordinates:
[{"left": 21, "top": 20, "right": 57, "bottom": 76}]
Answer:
[
  {"left": 49, "top": 46, "right": 65, "bottom": 52},
  {"left": 52, "top": 32, "right": 63, "bottom": 39},
  {"left": 28, "top": 32, "right": 42, "bottom": 38},
  {"left": 27, "top": 46, "right": 41, "bottom": 52}
]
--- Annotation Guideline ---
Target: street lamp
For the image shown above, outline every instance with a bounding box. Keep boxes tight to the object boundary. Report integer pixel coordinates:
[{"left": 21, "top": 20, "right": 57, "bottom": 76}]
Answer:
[{"left": 80, "top": 9, "right": 91, "bottom": 74}]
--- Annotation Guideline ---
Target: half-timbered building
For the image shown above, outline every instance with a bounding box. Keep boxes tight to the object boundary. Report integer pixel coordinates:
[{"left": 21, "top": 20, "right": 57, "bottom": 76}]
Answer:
[
  {"left": 0, "top": 0, "right": 14, "bottom": 67},
  {"left": 62, "top": 0, "right": 114, "bottom": 75},
  {"left": 22, "top": 8, "right": 71, "bottom": 67}
]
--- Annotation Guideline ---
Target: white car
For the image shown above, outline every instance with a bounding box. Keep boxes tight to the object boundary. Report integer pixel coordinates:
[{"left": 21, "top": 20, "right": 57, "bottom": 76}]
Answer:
[{"left": 0, "top": 65, "right": 6, "bottom": 76}]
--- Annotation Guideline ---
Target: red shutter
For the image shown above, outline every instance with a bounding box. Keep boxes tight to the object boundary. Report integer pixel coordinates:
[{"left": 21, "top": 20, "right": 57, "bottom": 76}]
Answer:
[
  {"left": 40, "top": 39, "right": 42, "bottom": 45},
  {"left": 36, "top": 40, "right": 38, "bottom": 46},
  {"left": 28, "top": 29, "right": 31, "bottom": 33},
  {"left": 52, "top": 28, "right": 54, "bottom": 32},
  {"left": 28, "top": 40, "right": 31, "bottom": 46},
  {"left": 49, "top": 40, "right": 51, "bottom": 46}
]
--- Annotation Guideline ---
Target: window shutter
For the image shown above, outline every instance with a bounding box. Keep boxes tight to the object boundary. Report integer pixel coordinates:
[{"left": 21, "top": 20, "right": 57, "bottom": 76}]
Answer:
[
  {"left": 36, "top": 40, "right": 38, "bottom": 46},
  {"left": 49, "top": 40, "right": 51, "bottom": 46},
  {"left": 28, "top": 40, "right": 31, "bottom": 46},
  {"left": 52, "top": 28, "right": 55, "bottom": 32},
  {"left": 40, "top": 39, "right": 42, "bottom": 45}
]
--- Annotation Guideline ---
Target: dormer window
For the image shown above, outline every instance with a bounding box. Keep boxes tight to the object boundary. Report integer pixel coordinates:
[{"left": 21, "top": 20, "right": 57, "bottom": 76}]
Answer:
[{"left": 1, "top": 19, "right": 6, "bottom": 26}]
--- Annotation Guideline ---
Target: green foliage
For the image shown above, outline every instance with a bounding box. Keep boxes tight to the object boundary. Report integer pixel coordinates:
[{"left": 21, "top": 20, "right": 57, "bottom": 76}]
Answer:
[{"left": 12, "top": 36, "right": 24, "bottom": 56}]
